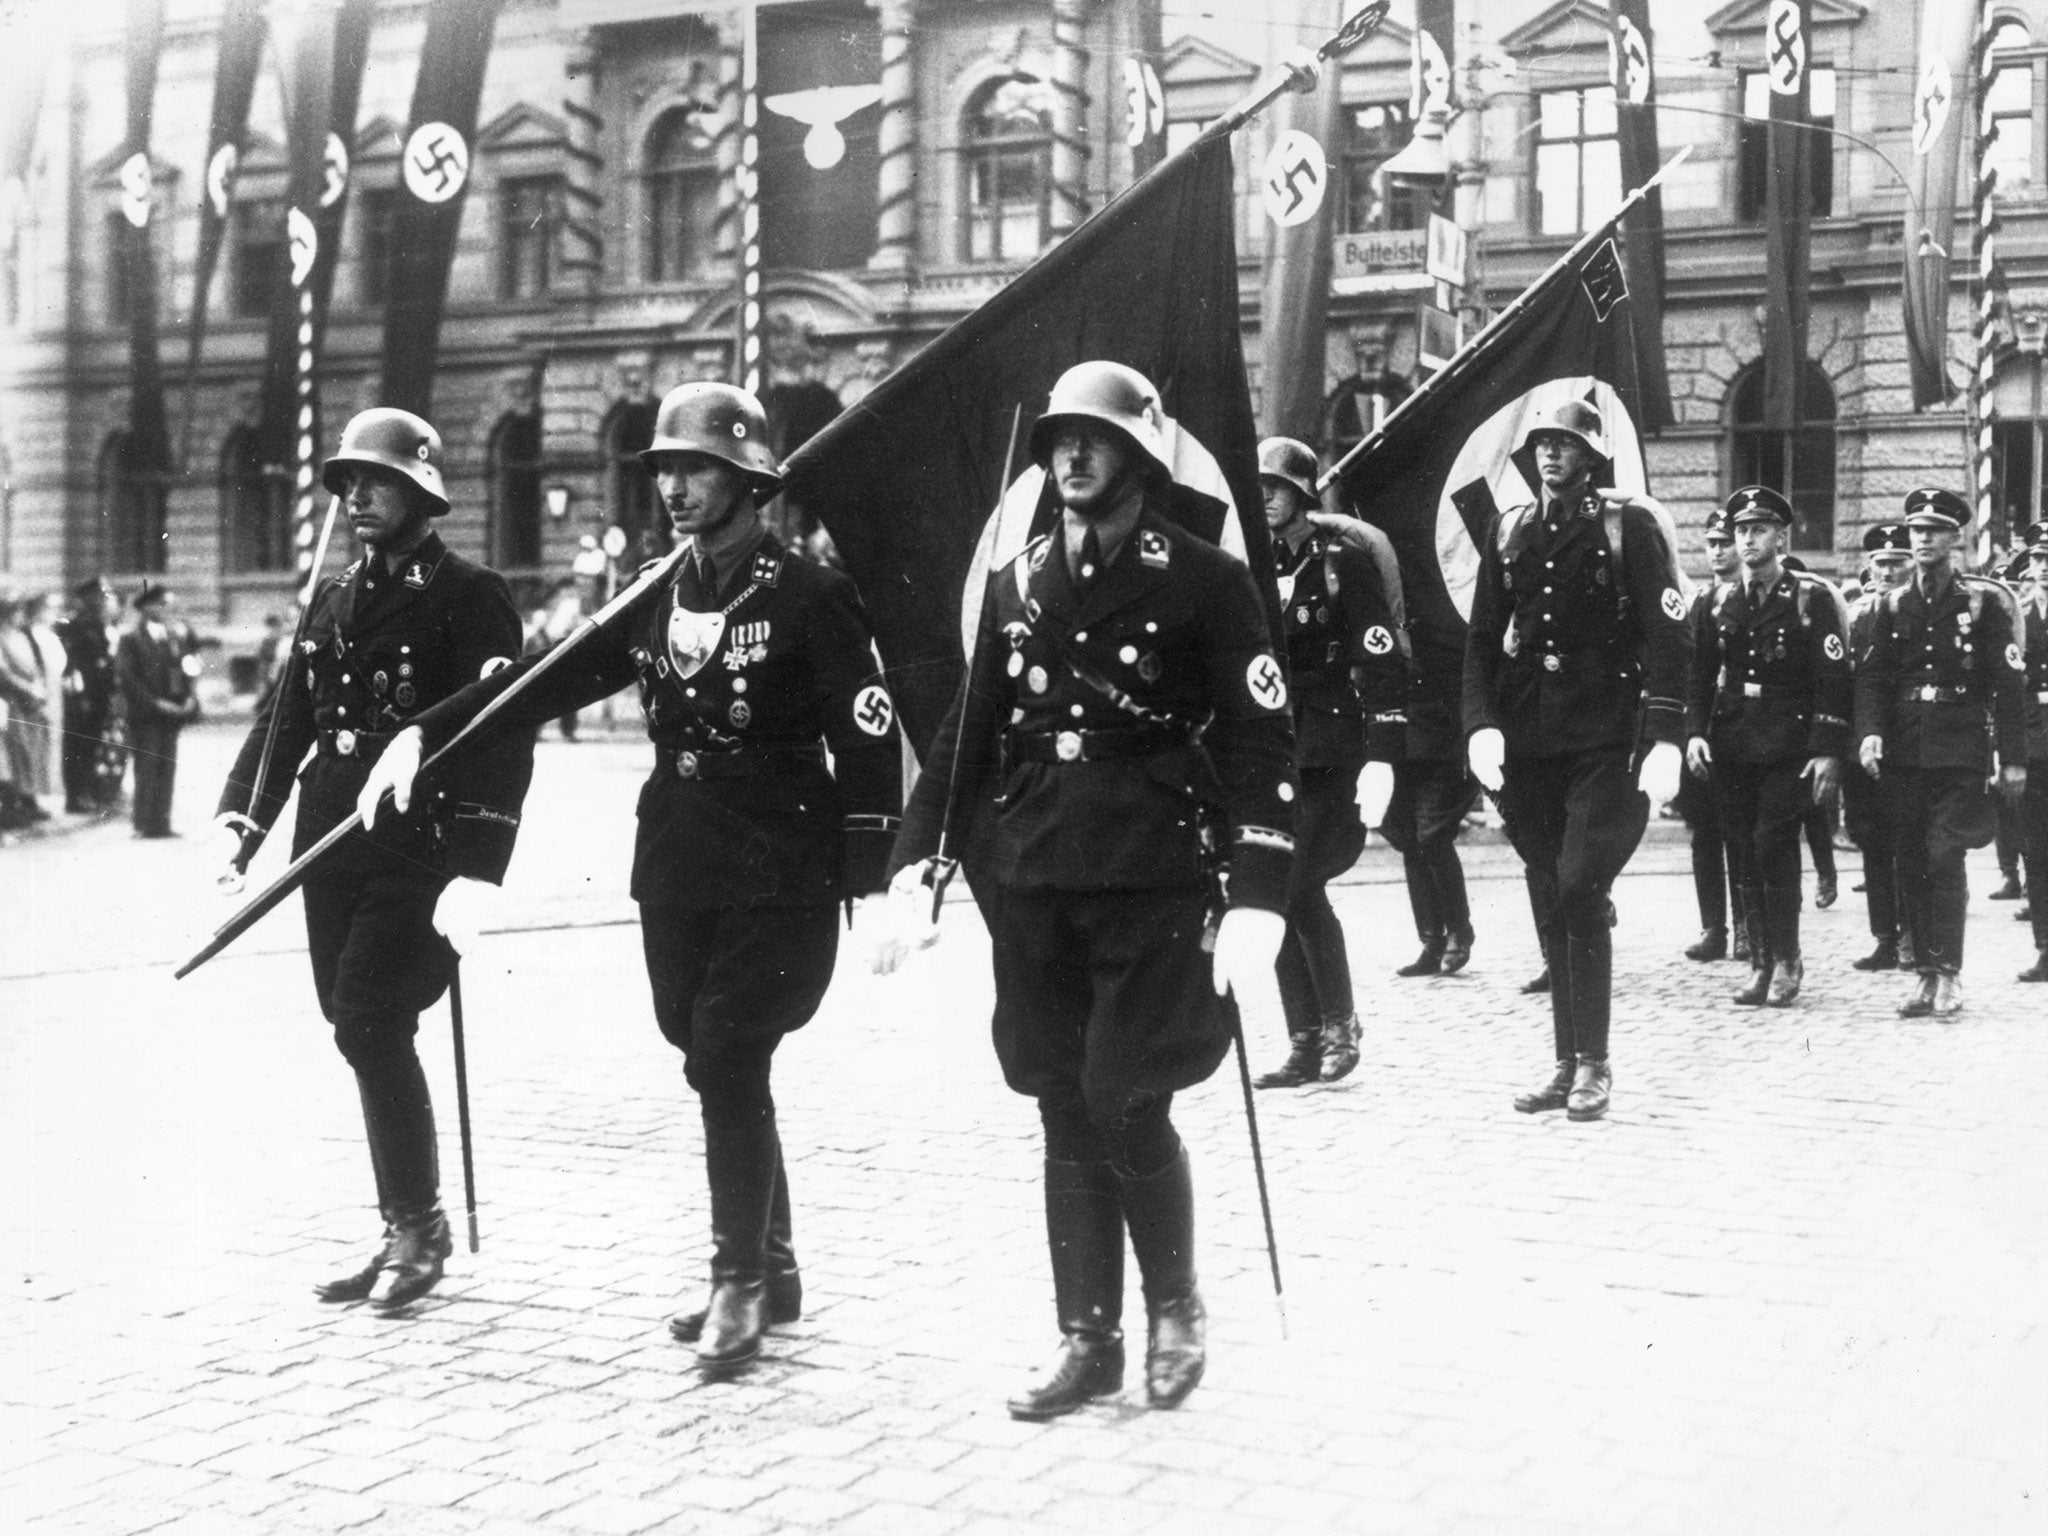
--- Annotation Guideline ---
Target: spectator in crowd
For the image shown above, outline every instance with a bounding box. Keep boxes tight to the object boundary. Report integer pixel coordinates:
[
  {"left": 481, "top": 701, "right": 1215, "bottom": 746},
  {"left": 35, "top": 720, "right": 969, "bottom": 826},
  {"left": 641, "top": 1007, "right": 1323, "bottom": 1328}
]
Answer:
[
  {"left": 56, "top": 577, "right": 123, "bottom": 815},
  {"left": 0, "top": 585, "right": 53, "bottom": 827},
  {"left": 116, "top": 582, "right": 203, "bottom": 838}
]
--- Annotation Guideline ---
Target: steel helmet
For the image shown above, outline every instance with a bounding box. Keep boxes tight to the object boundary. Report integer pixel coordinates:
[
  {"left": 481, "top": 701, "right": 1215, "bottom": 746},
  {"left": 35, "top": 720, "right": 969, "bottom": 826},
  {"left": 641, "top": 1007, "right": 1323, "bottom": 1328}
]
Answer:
[
  {"left": 639, "top": 382, "right": 782, "bottom": 494},
  {"left": 1027, "top": 361, "right": 1170, "bottom": 477},
  {"left": 1257, "top": 437, "right": 1320, "bottom": 503},
  {"left": 1519, "top": 398, "right": 1608, "bottom": 463},
  {"left": 322, "top": 407, "right": 450, "bottom": 514}
]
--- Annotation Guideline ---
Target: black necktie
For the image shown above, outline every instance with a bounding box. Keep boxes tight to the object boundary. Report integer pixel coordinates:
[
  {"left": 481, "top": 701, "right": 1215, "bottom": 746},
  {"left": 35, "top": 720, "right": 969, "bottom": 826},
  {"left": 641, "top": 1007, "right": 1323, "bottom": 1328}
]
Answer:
[
  {"left": 1076, "top": 528, "right": 1103, "bottom": 595},
  {"left": 687, "top": 550, "right": 716, "bottom": 604}
]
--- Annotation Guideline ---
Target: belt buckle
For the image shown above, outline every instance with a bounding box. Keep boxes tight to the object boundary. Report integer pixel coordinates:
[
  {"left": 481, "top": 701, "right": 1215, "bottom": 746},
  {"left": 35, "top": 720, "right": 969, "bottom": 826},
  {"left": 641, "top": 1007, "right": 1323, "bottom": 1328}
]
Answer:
[
  {"left": 1742, "top": 682, "right": 1762, "bottom": 698},
  {"left": 2036, "top": 690, "right": 2048, "bottom": 704},
  {"left": 1054, "top": 730, "right": 1082, "bottom": 763},
  {"left": 334, "top": 728, "right": 357, "bottom": 757},
  {"left": 1542, "top": 653, "right": 1561, "bottom": 673},
  {"left": 1918, "top": 685, "right": 1939, "bottom": 702},
  {"left": 676, "top": 750, "right": 700, "bottom": 780}
]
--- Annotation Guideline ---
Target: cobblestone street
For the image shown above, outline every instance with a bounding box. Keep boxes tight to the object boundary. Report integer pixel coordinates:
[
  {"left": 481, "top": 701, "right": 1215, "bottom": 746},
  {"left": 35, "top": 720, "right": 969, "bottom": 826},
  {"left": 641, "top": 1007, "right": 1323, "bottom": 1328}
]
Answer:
[{"left": 6, "top": 726, "right": 2045, "bottom": 1535}]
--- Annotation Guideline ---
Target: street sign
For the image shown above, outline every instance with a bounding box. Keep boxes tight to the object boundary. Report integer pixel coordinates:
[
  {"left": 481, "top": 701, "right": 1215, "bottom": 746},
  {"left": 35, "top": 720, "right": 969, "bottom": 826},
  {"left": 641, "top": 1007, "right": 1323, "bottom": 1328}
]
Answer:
[
  {"left": 1418, "top": 303, "right": 1459, "bottom": 375},
  {"left": 1426, "top": 214, "right": 1466, "bottom": 287},
  {"left": 1330, "top": 229, "right": 1433, "bottom": 295}
]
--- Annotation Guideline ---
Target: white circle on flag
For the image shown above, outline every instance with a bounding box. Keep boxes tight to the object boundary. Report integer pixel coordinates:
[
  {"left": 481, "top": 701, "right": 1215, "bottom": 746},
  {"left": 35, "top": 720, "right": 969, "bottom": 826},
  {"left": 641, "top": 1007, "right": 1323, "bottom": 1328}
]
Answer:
[
  {"left": 2008, "top": 641, "right": 2024, "bottom": 670},
  {"left": 206, "top": 143, "right": 238, "bottom": 219},
  {"left": 403, "top": 122, "right": 470, "bottom": 204},
  {"left": 288, "top": 206, "right": 318, "bottom": 288},
  {"left": 1612, "top": 18, "right": 1652, "bottom": 105},
  {"left": 1262, "top": 130, "right": 1327, "bottom": 228},
  {"left": 1767, "top": 0, "right": 1807, "bottom": 95},
  {"left": 322, "top": 133, "right": 350, "bottom": 208},
  {"left": 119, "top": 153, "right": 152, "bottom": 229},
  {"left": 1246, "top": 654, "right": 1289, "bottom": 710},
  {"left": 1124, "top": 58, "right": 1165, "bottom": 149}
]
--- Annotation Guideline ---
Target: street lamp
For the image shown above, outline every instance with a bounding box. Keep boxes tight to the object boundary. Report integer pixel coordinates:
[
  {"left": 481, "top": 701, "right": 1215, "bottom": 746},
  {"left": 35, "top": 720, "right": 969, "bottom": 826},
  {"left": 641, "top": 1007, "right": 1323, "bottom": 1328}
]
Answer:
[{"left": 545, "top": 483, "right": 573, "bottom": 519}]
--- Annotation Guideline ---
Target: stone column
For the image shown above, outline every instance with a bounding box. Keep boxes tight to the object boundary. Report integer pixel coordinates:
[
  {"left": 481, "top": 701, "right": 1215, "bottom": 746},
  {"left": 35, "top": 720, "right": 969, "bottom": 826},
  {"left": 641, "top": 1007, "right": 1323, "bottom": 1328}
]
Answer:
[{"left": 868, "top": 0, "right": 918, "bottom": 270}]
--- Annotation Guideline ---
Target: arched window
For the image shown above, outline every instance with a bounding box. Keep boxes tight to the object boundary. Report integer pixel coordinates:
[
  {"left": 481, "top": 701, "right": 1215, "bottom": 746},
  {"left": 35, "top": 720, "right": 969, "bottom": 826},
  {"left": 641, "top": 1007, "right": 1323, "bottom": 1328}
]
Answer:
[
  {"left": 487, "top": 410, "right": 544, "bottom": 571},
  {"left": 644, "top": 107, "right": 720, "bottom": 283},
  {"left": 603, "top": 398, "right": 663, "bottom": 565},
  {"left": 220, "top": 426, "right": 290, "bottom": 573},
  {"left": 99, "top": 430, "right": 166, "bottom": 575},
  {"left": 1727, "top": 361, "right": 1837, "bottom": 552},
  {"left": 962, "top": 77, "right": 1050, "bottom": 262}
]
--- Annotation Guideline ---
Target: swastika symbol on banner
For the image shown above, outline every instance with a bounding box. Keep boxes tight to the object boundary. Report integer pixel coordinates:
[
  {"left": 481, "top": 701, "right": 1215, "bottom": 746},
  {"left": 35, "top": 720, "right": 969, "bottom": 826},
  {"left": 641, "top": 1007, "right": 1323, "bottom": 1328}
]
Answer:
[
  {"left": 1614, "top": 17, "right": 1651, "bottom": 104},
  {"left": 1261, "top": 130, "right": 1327, "bottom": 228},
  {"left": 206, "top": 143, "right": 238, "bottom": 219},
  {"left": 853, "top": 685, "right": 894, "bottom": 737},
  {"left": 119, "top": 153, "right": 152, "bottom": 229},
  {"left": 1246, "top": 654, "right": 1288, "bottom": 710},
  {"left": 288, "top": 207, "right": 318, "bottom": 288},
  {"left": 1767, "top": 0, "right": 1806, "bottom": 95},
  {"left": 404, "top": 123, "right": 470, "bottom": 204},
  {"left": 322, "top": 133, "right": 350, "bottom": 208}
]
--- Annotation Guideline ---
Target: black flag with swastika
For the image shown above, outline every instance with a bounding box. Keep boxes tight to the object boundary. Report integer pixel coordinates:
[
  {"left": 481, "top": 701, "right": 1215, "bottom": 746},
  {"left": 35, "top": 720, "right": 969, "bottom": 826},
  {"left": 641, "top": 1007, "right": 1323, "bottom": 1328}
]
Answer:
[{"left": 1332, "top": 208, "right": 1658, "bottom": 720}]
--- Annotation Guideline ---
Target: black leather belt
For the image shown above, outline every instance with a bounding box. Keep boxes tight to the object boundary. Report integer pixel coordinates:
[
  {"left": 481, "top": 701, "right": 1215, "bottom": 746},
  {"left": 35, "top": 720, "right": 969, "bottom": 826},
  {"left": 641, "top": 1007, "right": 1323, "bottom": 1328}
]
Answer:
[
  {"left": 657, "top": 742, "right": 825, "bottom": 781},
  {"left": 1007, "top": 723, "right": 1190, "bottom": 764},
  {"left": 1719, "top": 680, "right": 1803, "bottom": 701},
  {"left": 318, "top": 728, "right": 392, "bottom": 759}
]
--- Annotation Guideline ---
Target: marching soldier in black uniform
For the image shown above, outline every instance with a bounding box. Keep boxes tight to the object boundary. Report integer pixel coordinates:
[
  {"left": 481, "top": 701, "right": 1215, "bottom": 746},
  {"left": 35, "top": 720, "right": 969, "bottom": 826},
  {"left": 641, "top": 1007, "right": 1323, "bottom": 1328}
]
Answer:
[
  {"left": 1384, "top": 640, "right": 1480, "bottom": 979},
  {"left": 1684, "top": 488, "right": 1850, "bottom": 1008},
  {"left": 2015, "top": 521, "right": 2048, "bottom": 982},
  {"left": 887, "top": 362, "right": 1295, "bottom": 1419},
  {"left": 1463, "top": 400, "right": 1689, "bottom": 1123},
  {"left": 1676, "top": 506, "right": 1745, "bottom": 963},
  {"left": 362, "top": 383, "right": 902, "bottom": 1372},
  {"left": 56, "top": 578, "right": 122, "bottom": 814},
  {"left": 1843, "top": 524, "right": 1915, "bottom": 970},
  {"left": 1250, "top": 436, "right": 1403, "bottom": 1089},
  {"left": 1854, "top": 488, "right": 2029, "bottom": 1017},
  {"left": 205, "top": 408, "right": 535, "bottom": 1310}
]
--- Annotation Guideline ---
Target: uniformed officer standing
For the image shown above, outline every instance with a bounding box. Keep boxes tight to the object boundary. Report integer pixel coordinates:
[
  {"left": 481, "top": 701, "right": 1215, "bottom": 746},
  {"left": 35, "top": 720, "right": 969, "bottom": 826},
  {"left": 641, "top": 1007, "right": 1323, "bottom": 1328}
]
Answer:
[
  {"left": 1463, "top": 401, "right": 1689, "bottom": 1122},
  {"left": 205, "top": 408, "right": 535, "bottom": 1310},
  {"left": 118, "top": 582, "right": 203, "bottom": 837},
  {"left": 56, "top": 579, "right": 121, "bottom": 814},
  {"left": 1675, "top": 506, "right": 1746, "bottom": 963},
  {"left": 1854, "top": 488, "right": 2029, "bottom": 1016},
  {"left": 1843, "top": 524, "right": 1915, "bottom": 970},
  {"left": 886, "top": 362, "right": 1295, "bottom": 1419},
  {"left": 362, "top": 382, "right": 902, "bottom": 1372},
  {"left": 1250, "top": 436, "right": 1402, "bottom": 1089},
  {"left": 2014, "top": 521, "right": 2048, "bottom": 982},
  {"left": 1683, "top": 488, "right": 1850, "bottom": 1008}
]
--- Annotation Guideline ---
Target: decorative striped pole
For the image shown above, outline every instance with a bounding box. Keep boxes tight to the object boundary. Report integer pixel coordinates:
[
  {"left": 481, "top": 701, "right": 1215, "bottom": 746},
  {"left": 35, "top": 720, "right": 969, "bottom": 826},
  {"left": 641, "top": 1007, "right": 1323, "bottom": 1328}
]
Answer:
[
  {"left": 1048, "top": 0, "right": 1093, "bottom": 239},
  {"left": 1974, "top": 0, "right": 2004, "bottom": 562},
  {"left": 869, "top": 0, "right": 917, "bottom": 270},
  {"left": 712, "top": 23, "right": 742, "bottom": 259},
  {"left": 736, "top": 0, "right": 763, "bottom": 395},
  {"left": 293, "top": 282, "right": 318, "bottom": 585}
]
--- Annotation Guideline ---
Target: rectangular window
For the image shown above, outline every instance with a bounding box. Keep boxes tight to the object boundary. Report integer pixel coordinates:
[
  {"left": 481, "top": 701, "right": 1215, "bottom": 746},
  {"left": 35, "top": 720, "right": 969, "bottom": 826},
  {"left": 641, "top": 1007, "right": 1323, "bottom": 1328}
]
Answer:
[
  {"left": 499, "top": 176, "right": 561, "bottom": 300},
  {"left": 358, "top": 187, "right": 397, "bottom": 307},
  {"left": 1534, "top": 86, "right": 1621, "bottom": 236},
  {"left": 106, "top": 212, "right": 131, "bottom": 326},
  {"left": 233, "top": 198, "right": 286, "bottom": 318},
  {"left": 646, "top": 166, "right": 719, "bottom": 283},
  {"left": 1988, "top": 60, "right": 2035, "bottom": 193},
  {"left": 1738, "top": 69, "right": 1835, "bottom": 223},
  {"left": 1337, "top": 102, "right": 1414, "bottom": 233}
]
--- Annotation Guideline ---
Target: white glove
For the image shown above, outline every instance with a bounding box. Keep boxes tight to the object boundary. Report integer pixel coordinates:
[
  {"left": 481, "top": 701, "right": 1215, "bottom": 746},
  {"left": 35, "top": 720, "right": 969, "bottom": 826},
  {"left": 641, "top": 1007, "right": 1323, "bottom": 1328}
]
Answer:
[
  {"left": 1211, "top": 906, "right": 1286, "bottom": 999},
  {"left": 1467, "top": 727, "right": 1506, "bottom": 793},
  {"left": 202, "top": 813, "right": 250, "bottom": 895},
  {"left": 435, "top": 876, "right": 494, "bottom": 959},
  {"left": 357, "top": 726, "right": 424, "bottom": 829},
  {"left": 871, "top": 862, "right": 945, "bottom": 975},
  {"left": 1637, "top": 740, "right": 1682, "bottom": 807},
  {"left": 1356, "top": 761, "right": 1395, "bottom": 830},
  {"left": 1859, "top": 735, "right": 1883, "bottom": 778}
]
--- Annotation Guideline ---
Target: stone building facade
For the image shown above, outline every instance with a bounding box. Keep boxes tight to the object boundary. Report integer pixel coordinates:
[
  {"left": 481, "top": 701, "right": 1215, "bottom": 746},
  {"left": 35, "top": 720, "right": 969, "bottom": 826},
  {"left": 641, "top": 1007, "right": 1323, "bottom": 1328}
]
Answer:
[{"left": 1, "top": 0, "right": 2042, "bottom": 649}]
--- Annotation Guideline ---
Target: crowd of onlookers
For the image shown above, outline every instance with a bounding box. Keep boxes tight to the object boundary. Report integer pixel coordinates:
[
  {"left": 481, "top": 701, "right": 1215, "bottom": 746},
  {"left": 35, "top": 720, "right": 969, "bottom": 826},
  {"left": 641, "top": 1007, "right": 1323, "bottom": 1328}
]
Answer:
[{"left": 0, "top": 576, "right": 204, "bottom": 838}]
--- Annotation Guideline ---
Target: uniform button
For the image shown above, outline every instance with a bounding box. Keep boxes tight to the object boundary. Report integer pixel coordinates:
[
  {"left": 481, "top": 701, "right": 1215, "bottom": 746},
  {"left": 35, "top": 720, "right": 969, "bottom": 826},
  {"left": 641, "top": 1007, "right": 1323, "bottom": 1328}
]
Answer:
[
  {"left": 341, "top": 673, "right": 351, "bottom": 683},
  {"left": 1070, "top": 704, "right": 1084, "bottom": 718},
  {"left": 1075, "top": 631, "right": 1088, "bottom": 643},
  {"left": 685, "top": 687, "right": 696, "bottom": 697},
  {"left": 1145, "top": 622, "right": 1158, "bottom": 633}
]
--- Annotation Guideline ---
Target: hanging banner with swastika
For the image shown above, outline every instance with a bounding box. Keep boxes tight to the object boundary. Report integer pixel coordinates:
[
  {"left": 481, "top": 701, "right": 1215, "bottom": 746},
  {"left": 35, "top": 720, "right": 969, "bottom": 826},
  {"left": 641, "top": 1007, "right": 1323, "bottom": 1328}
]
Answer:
[
  {"left": 1607, "top": 0, "right": 1671, "bottom": 432},
  {"left": 1261, "top": 130, "right": 1327, "bottom": 228},
  {"left": 382, "top": 0, "right": 504, "bottom": 418},
  {"left": 1762, "top": 0, "right": 1812, "bottom": 432},
  {"left": 120, "top": 0, "right": 173, "bottom": 558},
  {"left": 1902, "top": 0, "right": 1978, "bottom": 408}
]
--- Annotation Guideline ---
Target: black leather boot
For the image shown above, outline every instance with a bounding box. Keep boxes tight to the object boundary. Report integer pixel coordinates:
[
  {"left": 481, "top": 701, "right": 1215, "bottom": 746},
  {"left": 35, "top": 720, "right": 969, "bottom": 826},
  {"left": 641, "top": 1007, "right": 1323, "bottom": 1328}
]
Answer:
[
  {"left": 369, "top": 1205, "right": 452, "bottom": 1310},
  {"left": 1731, "top": 888, "right": 1770, "bottom": 1005},
  {"left": 2019, "top": 951, "right": 2048, "bottom": 982},
  {"left": 1253, "top": 1030, "right": 1323, "bottom": 1089},
  {"left": 1440, "top": 926, "right": 1475, "bottom": 975},
  {"left": 1117, "top": 1148, "right": 1204, "bottom": 1410},
  {"left": 691, "top": 1111, "right": 780, "bottom": 1375},
  {"left": 670, "top": 1149, "right": 802, "bottom": 1342},
  {"left": 1684, "top": 926, "right": 1728, "bottom": 962},
  {"left": 1852, "top": 937, "right": 1899, "bottom": 971},
  {"left": 1317, "top": 1014, "right": 1361, "bottom": 1083},
  {"left": 1990, "top": 870, "right": 2023, "bottom": 900},
  {"left": 1766, "top": 956, "right": 1804, "bottom": 1007},
  {"left": 1513, "top": 1060, "right": 1575, "bottom": 1114},
  {"left": 1566, "top": 1057, "right": 1611, "bottom": 1122},
  {"left": 1008, "top": 1161, "right": 1126, "bottom": 1420},
  {"left": 316, "top": 1226, "right": 394, "bottom": 1303},
  {"left": 1898, "top": 972, "right": 1939, "bottom": 1018},
  {"left": 1520, "top": 966, "right": 1551, "bottom": 994},
  {"left": 1763, "top": 885, "right": 1802, "bottom": 1007},
  {"left": 1396, "top": 935, "right": 1447, "bottom": 976}
]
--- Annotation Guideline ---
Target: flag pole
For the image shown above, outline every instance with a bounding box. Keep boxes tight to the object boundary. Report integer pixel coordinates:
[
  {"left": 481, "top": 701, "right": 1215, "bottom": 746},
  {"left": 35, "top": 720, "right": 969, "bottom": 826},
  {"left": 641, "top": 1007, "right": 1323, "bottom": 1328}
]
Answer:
[{"left": 1318, "top": 144, "right": 1694, "bottom": 494}]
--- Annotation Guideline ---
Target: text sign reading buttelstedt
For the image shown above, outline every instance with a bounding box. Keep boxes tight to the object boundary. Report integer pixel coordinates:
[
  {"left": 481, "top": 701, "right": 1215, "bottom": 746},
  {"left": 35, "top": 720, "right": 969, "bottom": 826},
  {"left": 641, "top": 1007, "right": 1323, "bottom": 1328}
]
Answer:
[{"left": 1330, "top": 230, "right": 1433, "bottom": 295}]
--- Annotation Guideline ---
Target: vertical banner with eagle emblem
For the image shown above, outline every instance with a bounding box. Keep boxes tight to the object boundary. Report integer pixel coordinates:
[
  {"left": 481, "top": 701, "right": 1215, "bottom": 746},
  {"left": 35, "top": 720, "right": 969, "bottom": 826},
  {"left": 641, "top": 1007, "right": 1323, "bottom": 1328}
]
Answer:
[
  {"left": 1257, "top": 0, "right": 1346, "bottom": 443},
  {"left": 777, "top": 133, "right": 1264, "bottom": 753},
  {"left": 121, "top": 0, "right": 173, "bottom": 570},
  {"left": 1762, "top": 0, "right": 1813, "bottom": 432},
  {"left": 1903, "top": 0, "right": 1979, "bottom": 408},
  {"left": 380, "top": 0, "right": 504, "bottom": 417},
  {"left": 1608, "top": 0, "right": 1671, "bottom": 432},
  {"left": 1331, "top": 211, "right": 1656, "bottom": 723},
  {"left": 179, "top": 0, "right": 266, "bottom": 462}
]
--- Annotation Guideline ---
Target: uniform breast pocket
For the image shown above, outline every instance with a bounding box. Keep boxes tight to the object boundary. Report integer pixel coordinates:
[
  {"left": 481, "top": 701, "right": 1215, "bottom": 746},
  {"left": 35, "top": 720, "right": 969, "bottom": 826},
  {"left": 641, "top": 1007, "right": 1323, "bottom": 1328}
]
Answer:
[{"left": 361, "top": 631, "right": 442, "bottom": 711}]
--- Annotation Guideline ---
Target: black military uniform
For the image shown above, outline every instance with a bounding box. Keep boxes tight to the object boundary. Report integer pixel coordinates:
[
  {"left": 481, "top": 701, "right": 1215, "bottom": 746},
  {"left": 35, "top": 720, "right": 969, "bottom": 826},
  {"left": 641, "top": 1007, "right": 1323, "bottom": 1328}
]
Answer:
[
  {"left": 215, "top": 410, "right": 534, "bottom": 1308},
  {"left": 1463, "top": 401, "right": 1690, "bottom": 1121},
  {"left": 399, "top": 383, "right": 901, "bottom": 1372},
  {"left": 2014, "top": 521, "right": 2048, "bottom": 981},
  {"left": 1674, "top": 506, "right": 1744, "bottom": 963},
  {"left": 1384, "top": 655, "right": 1480, "bottom": 974},
  {"left": 1853, "top": 488, "right": 2029, "bottom": 1016},
  {"left": 893, "top": 361, "right": 1295, "bottom": 1420},
  {"left": 56, "top": 579, "right": 121, "bottom": 813},
  {"left": 1843, "top": 525, "right": 1914, "bottom": 970},
  {"left": 1684, "top": 488, "right": 1850, "bottom": 1008},
  {"left": 117, "top": 584, "right": 202, "bottom": 837},
  {"left": 1254, "top": 441, "right": 1406, "bottom": 1087}
]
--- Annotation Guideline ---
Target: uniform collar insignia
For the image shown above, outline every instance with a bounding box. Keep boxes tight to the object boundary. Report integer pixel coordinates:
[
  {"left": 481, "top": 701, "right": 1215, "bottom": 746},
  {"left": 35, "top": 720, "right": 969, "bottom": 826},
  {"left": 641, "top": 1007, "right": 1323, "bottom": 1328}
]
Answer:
[
  {"left": 751, "top": 547, "right": 784, "bottom": 586},
  {"left": 1139, "top": 527, "right": 1170, "bottom": 569},
  {"left": 403, "top": 561, "right": 429, "bottom": 589},
  {"left": 1027, "top": 536, "right": 1051, "bottom": 573}
]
